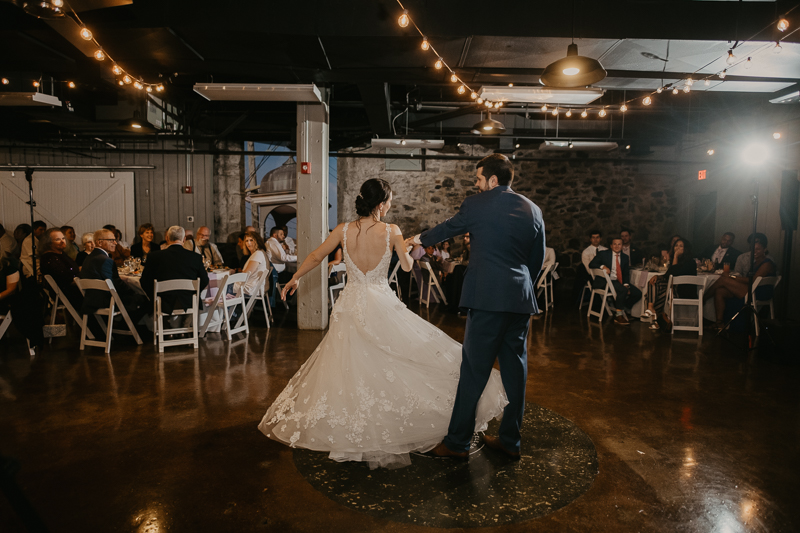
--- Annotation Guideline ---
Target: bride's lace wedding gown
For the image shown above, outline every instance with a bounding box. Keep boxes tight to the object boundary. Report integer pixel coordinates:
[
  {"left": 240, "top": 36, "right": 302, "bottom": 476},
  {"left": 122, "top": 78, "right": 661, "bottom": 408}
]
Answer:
[{"left": 258, "top": 222, "right": 507, "bottom": 468}]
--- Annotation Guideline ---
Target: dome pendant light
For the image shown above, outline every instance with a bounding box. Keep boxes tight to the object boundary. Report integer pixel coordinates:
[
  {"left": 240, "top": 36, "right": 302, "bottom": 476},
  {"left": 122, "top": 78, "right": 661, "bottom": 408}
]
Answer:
[
  {"left": 471, "top": 113, "right": 506, "bottom": 135},
  {"left": 540, "top": 42, "right": 606, "bottom": 87}
]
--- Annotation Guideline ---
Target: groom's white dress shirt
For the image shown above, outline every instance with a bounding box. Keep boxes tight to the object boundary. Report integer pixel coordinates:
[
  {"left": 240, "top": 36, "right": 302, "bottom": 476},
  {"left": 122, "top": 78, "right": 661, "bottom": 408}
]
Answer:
[
  {"left": 581, "top": 244, "right": 607, "bottom": 273},
  {"left": 267, "top": 237, "right": 296, "bottom": 273}
]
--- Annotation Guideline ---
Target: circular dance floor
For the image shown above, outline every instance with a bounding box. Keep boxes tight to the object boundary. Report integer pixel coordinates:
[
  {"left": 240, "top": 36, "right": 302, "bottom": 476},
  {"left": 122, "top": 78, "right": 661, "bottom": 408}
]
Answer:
[{"left": 293, "top": 402, "right": 599, "bottom": 527}]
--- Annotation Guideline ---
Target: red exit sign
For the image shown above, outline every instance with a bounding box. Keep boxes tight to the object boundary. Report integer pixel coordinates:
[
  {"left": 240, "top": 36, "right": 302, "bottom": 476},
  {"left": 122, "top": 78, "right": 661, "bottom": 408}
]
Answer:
[{"left": 698, "top": 170, "right": 707, "bottom": 180}]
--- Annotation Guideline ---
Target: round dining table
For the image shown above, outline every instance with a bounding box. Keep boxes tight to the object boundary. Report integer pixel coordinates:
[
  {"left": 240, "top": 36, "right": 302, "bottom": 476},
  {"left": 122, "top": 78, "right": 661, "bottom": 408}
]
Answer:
[{"left": 629, "top": 269, "right": 721, "bottom": 321}]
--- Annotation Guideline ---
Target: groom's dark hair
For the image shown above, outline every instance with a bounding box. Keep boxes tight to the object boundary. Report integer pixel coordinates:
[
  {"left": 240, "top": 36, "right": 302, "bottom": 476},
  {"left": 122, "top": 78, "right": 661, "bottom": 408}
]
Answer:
[{"left": 476, "top": 153, "right": 514, "bottom": 186}]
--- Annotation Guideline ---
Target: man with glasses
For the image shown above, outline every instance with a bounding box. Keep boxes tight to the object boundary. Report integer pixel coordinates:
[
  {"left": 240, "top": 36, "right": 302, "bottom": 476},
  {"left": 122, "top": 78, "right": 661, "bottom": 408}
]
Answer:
[
  {"left": 79, "top": 229, "right": 147, "bottom": 324},
  {"left": 184, "top": 226, "right": 223, "bottom": 267}
]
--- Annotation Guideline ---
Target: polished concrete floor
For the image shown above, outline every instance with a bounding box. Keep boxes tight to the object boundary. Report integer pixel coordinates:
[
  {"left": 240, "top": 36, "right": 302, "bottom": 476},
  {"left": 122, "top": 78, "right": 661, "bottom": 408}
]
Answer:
[{"left": 1, "top": 298, "right": 799, "bottom": 532}]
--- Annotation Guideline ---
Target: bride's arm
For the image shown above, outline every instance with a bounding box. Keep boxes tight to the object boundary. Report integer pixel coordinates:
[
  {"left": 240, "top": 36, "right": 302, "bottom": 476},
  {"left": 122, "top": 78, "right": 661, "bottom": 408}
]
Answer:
[
  {"left": 391, "top": 225, "right": 414, "bottom": 272},
  {"left": 281, "top": 224, "right": 344, "bottom": 299}
]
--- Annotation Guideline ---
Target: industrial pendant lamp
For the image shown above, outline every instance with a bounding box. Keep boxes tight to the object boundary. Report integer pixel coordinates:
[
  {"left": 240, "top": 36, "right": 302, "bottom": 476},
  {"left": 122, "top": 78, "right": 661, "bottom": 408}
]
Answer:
[
  {"left": 540, "top": 1, "right": 606, "bottom": 88},
  {"left": 119, "top": 111, "right": 155, "bottom": 133},
  {"left": 13, "top": 0, "right": 65, "bottom": 18},
  {"left": 471, "top": 113, "right": 506, "bottom": 135}
]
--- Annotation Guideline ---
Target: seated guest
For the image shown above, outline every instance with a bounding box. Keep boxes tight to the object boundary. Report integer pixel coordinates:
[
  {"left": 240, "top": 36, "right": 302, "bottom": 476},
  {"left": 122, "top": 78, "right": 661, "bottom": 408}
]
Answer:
[
  {"left": 20, "top": 220, "right": 47, "bottom": 278},
  {"left": 620, "top": 228, "right": 645, "bottom": 268},
  {"left": 420, "top": 244, "right": 444, "bottom": 281},
  {"left": 140, "top": 226, "right": 209, "bottom": 314},
  {"left": 111, "top": 240, "right": 132, "bottom": 268},
  {"left": 644, "top": 238, "right": 697, "bottom": 330},
  {"left": 79, "top": 229, "right": 147, "bottom": 323},
  {"left": 0, "top": 254, "right": 20, "bottom": 314},
  {"left": 437, "top": 240, "right": 452, "bottom": 261},
  {"left": 701, "top": 232, "right": 741, "bottom": 270},
  {"left": 589, "top": 237, "right": 642, "bottom": 325},
  {"left": 38, "top": 228, "right": 82, "bottom": 310},
  {"left": 184, "top": 226, "right": 223, "bottom": 266},
  {"left": 76, "top": 232, "right": 95, "bottom": 267},
  {"left": 235, "top": 232, "right": 250, "bottom": 268},
  {"left": 706, "top": 233, "right": 775, "bottom": 331},
  {"left": 460, "top": 232, "right": 471, "bottom": 262},
  {"left": 13, "top": 224, "right": 31, "bottom": 259},
  {"left": 266, "top": 227, "right": 297, "bottom": 283},
  {"left": 281, "top": 225, "right": 296, "bottom": 255},
  {"left": 581, "top": 230, "right": 607, "bottom": 274},
  {"left": 239, "top": 231, "right": 269, "bottom": 296},
  {"left": 103, "top": 225, "right": 130, "bottom": 249},
  {"left": 61, "top": 225, "right": 80, "bottom": 261},
  {"left": 0, "top": 223, "right": 17, "bottom": 260},
  {"left": 130, "top": 223, "right": 157, "bottom": 261}
]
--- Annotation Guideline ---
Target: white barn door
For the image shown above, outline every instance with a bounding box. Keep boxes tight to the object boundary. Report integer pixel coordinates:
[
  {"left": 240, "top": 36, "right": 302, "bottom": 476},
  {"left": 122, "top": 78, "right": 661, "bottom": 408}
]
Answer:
[{"left": 0, "top": 171, "right": 135, "bottom": 241}]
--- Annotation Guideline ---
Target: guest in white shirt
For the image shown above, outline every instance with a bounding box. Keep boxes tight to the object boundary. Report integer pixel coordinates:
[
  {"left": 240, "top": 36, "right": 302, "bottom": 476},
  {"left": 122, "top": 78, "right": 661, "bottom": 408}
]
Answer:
[
  {"left": 239, "top": 231, "right": 270, "bottom": 296},
  {"left": 281, "top": 225, "right": 296, "bottom": 255},
  {"left": 267, "top": 227, "right": 297, "bottom": 282},
  {"left": 581, "top": 230, "right": 607, "bottom": 273},
  {"left": 184, "top": 226, "right": 224, "bottom": 266}
]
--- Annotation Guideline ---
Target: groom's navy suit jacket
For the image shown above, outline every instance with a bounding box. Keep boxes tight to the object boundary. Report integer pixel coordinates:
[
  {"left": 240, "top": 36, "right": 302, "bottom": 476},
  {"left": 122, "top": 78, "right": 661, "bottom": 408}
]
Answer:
[{"left": 420, "top": 185, "right": 545, "bottom": 315}]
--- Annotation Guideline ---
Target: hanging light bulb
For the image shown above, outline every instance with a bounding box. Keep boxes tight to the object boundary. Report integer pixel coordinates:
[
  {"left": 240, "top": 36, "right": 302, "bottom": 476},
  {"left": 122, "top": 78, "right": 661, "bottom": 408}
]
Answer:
[
  {"left": 421, "top": 37, "right": 429, "bottom": 51},
  {"left": 476, "top": 97, "right": 484, "bottom": 104},
  {"left": 726, "top": 49, "right": 736, "bottom": 65},
  {"left": 1, "top": 78, "right": 9, "bottom": 85},
  {"left": 33, "top": 80, "right": 40, "bottom": 87},
  {"left": 485, "top": 100, "right": 493, "bottom": 108},
  {"left": 643, "top": 96, "right": 652, "bottom": 106},
  {"left": 80, "top": 26, "right": 92, "bottom": 40},
  {"left": 156, "top": 84, "right": 164, "bottom": 92},
  {"left": 112, "top": 64, "right": 122, "bottom": 75},
  {"left": 400, "top": 138, "right": 407, "bottom": 145},
  {"left": 68, "top": 81, "right": 75, "bottom": 88},
  {"left": 773, "top": 132, "right": 781, "bottom": 140},
  {"left": 672, "top": 87, "right": 679, "bottom": 94},
  {"left": 580, "top": 109, "right": 588, "bottom": 118},
  {"left": 707, "top": 149, "right": 715, "bottom": 155},
  {"left": 704, "top": 79, "right": 710, "bottom": 86},
  {"left": 134, "top": 81, "right": 143, "bottom": 89},
  {"left": 470, "top": 91, "right": 478, "bottom": 99},
  {"left": 450, "top": 73, "right": 458, "bottom": 83},
  {"left": 118, "top": 80, "right": 124, "bottom": 86},
  {"left": 496, "top": 101, "right": 503, "bottom": 107},
  {"left": 719, "top": 70, "right": 727, "bottom": 79},
  {"left": 745, "top": 57, "right": 752, "bottom": 69},
  {"left": 52, "top": 0, "right": 63, "bottom": 5},
  {"left": 508, "top": 83, "right": 514, "bottom": 87},
  {"left": 565, "top": 109, "right": 572, "bottom": 117},
  {"left": 686, "top": 78, "right": 693, "bottom": 86},
  {"left": 777, "top": 18, "right": 789, "bottom": 32},
  {"left": 656, "top": 87, "right": 663, "bottom": 94},
  {"left": 541, "top": 104, "right": 547, "bottom": 112},
  {"left": 620, "top": 104, "right": 628, "bottom": 112},
  {"left": 551, "top": 107, "right": 559, "bottom": 116},
  {"left": 146, "top": 86, "right": 153, "bottom": 93},
  {"left": 94, "top": 49, "right": 105, "bottom": 61},
  {"left": 598, "top": 108, "right": 607, "bottom": 117},
  {"left": 457, "top": 85, "right": 466, "bottom": 95},
  {"left": 494, "top": 102, "right": 501, "bottom": 108},
  {"left": 683, "top": 85, "right": 690, "bottom": 93},
  {"left": 123, "top": 75, "right": 132, "bottom": 84},
  {"left": 434, "top": 58, "right": 443, "bottom": 70},
  {"left": 774, "top": 42, "right": 783, "bottom": 54},
  {"left": 398, "top": 10, "right": 409, "bottom": 28}
]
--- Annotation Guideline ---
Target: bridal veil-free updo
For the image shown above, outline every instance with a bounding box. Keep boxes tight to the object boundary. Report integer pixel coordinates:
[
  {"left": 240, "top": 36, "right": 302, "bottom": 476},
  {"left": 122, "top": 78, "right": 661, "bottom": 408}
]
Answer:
[{"left": 355, "top": 178, "right": 392, "bottom": 217}]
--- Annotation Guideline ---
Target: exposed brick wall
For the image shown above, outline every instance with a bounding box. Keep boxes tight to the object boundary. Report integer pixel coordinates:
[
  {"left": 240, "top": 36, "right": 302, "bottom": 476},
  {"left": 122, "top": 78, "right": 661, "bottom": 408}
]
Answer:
[{"left": 337, "top": 146, "right": 680, "bottom": 275}]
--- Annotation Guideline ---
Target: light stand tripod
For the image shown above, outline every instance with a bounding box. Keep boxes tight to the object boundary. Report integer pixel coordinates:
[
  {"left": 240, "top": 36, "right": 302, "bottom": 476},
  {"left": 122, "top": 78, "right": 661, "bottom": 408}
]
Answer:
[{"left": 25, "top": 168, "right": 38, "bottom": 281}]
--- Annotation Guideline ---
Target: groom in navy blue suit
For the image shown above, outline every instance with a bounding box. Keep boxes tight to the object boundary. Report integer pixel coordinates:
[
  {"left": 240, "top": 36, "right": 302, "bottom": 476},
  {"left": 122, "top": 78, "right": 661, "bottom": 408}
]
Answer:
[{"left": 412, "top": 153, "right": 545, "bottom": 460}]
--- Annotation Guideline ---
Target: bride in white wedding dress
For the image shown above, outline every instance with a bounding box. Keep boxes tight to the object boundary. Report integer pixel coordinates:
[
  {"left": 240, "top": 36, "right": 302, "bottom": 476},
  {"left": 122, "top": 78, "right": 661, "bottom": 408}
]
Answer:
[{"left": 258, "top": 178, "right": 507, "bottom": 469}]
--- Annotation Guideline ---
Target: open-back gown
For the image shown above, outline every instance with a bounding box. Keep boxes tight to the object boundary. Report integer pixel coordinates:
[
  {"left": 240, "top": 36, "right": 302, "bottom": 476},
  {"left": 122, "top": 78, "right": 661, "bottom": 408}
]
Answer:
[{"left": 258, "top": 222, "right": 507, "bottom": 468}]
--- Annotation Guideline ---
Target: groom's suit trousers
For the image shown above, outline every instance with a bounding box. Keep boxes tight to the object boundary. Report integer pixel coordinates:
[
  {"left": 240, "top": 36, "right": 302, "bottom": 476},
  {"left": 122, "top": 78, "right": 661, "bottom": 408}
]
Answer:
[{"left": 443, "top": 309, "right": 531, "bottom": 454}]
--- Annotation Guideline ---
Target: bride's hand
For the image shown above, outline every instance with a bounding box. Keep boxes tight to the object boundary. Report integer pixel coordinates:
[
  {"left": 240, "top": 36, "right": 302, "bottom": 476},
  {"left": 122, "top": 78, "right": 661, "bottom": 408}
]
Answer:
[{"left": 281, "top": 278, "right": 299, "bottom": 300}]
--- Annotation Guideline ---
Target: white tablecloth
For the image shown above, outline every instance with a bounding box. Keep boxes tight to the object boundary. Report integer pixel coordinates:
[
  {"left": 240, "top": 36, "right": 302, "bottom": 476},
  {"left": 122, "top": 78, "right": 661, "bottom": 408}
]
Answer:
[{"left": 629, "top": 270, "right": 721, "bottom": 321}]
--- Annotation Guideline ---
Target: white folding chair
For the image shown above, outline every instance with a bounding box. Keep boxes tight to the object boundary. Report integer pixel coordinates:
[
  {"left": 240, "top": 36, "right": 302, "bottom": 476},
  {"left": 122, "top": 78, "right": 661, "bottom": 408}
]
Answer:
[
  {"left": 241, "top": 270, "right": 272, "bottom": 329},
  {"left": 75, "top": 278, "right": 143, "bottom": 353},
  {"left": 388, "top": 261, "right": 402, "bottom": 299},
  {"left": 153, "top": 278, "right": 200, "bottom": 352},
  {"left": 328, "top": 263, "right": 347, "bottom": 308},
  {"left": 749, "top": 276, "right": 781, "bottom": 337},
  {"left": 217, "top": 272, "right": 249, "bottom": 340},
  {"left": 0, "top": 311, "right": 36, "bottom": 357},
  {"left": 44, "top": 274, "right": 93, "bottom": 342},
  {"left": 420, "top": 261, "right": 448, "bottom": 308},
  {"left": 409, "top": 261, "right": 422, "bottom": 300},
  {"left": 587, "top": 268, "right": 620, "bottom": 322},
  {"left": 667, "top": 275, "right": 706, "bottom": 336},
  {"left": 536, "top": 263, "right": 556, "bottom": 312}
]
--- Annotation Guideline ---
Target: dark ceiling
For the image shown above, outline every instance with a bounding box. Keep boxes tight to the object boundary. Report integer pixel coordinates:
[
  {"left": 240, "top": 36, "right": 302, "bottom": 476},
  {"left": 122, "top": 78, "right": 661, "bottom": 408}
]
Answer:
[{"left": 1, "top": 0, "right": 799, "bottom": 151}]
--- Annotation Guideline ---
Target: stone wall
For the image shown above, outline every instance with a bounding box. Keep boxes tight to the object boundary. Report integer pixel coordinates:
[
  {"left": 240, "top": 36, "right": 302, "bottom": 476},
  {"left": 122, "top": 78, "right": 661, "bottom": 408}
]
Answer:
[{"left": 337, "top": 146, "right": 681, "bottom": 276}]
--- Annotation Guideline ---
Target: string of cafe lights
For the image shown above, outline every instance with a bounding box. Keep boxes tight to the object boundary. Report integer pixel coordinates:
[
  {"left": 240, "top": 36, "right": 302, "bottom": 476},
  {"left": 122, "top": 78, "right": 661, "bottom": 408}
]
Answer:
[
  {"left": 0, "top": 0, "right": 163, "bottom": 93},
  {"left": 392, "top": 0, "right": 799, "bottom": 119}
]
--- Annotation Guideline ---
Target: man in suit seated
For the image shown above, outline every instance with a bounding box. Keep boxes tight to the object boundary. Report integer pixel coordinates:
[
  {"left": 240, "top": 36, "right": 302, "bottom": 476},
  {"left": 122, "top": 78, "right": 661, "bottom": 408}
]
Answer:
[
  {"left": 141, "top": 226, "right": 209, "bottom": 315},
  {"left": 589, "top": 237, "right": 642, "bottom": 325},
  {"left": 620, "top": 228, "right": 645, "bottom": 268},
  {"left": 701, "top": 232, "right": 741, "bottom": 270},
  {"left": 79, "top": 228, "right": 148, "bottom": 326}
]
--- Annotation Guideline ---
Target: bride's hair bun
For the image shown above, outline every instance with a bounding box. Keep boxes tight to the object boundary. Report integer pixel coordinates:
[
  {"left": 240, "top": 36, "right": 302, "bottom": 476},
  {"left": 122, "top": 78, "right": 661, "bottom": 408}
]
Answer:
[{"left": 355, "top": 178, "right": 392, "bottom": 217}]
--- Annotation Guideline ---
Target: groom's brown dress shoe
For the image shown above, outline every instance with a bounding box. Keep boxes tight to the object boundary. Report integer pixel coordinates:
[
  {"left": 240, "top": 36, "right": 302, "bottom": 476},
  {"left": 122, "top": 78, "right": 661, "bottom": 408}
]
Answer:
[
  {"left": 482, "top": 435, "right": 521, "bottom": 460},
  {"left": 427, "top": 442, "right": 468, "bottom": 460}
]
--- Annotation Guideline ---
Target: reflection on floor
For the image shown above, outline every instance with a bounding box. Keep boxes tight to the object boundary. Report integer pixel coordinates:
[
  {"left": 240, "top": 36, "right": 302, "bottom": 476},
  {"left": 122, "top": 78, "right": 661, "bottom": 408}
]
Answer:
[{"left": 1, "top": 303, "right": 799, "bottom": 532}]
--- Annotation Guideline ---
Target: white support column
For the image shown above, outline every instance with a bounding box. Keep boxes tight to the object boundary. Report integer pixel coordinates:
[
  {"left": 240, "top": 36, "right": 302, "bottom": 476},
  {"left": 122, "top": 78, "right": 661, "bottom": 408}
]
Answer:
[{"left": 296, "top": 92, "right": 329, "bottom": 330}]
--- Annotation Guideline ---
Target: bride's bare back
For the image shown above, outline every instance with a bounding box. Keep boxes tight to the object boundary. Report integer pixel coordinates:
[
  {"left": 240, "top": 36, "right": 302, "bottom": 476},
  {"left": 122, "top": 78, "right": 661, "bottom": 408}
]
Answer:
[{"left": 344, "top": 220, "right": 390, "bottom": 274}]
